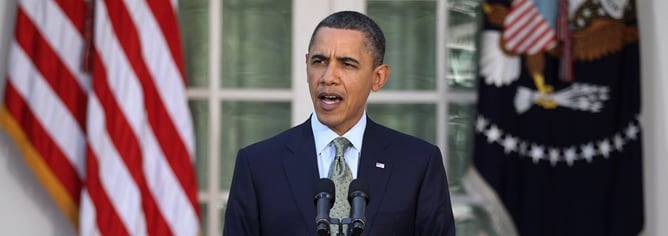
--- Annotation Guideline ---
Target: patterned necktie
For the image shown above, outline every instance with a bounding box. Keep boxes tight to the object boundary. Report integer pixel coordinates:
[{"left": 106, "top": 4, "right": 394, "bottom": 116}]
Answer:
[{"left": 328, "top": 137, "right": 353, "bottom": 222}]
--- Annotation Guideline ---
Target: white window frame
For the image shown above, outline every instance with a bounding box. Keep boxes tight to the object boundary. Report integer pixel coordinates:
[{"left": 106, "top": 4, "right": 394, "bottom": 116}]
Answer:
[{"left": 187, "top": 0, "right": 478, "bottom": 234}]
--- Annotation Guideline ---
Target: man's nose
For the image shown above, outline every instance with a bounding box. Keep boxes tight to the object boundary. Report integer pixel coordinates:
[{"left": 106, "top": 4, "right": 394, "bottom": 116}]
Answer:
[{"left": 321, "top": 63, "right": 340, "bottom": 85}]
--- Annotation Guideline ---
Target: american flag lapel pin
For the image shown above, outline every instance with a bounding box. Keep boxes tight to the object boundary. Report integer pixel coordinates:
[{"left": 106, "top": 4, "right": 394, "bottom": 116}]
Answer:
[{"left": 375, "top": 162, "right": 385, "bottom": 169}]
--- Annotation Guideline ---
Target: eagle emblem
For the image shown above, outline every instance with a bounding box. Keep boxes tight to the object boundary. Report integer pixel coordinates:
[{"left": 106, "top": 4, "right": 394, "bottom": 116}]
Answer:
[{"left": 480, "top": 0, "right": 638, "bottom": 114}]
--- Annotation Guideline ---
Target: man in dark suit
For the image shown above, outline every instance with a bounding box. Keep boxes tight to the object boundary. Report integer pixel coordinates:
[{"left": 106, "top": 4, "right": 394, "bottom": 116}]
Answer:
[{"left": 223, "top": 11, "right": 455, "bottom": 236}]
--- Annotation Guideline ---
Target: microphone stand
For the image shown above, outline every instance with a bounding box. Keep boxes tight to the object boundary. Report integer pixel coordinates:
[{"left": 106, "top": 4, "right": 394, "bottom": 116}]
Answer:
[{"left": 327, "top": 218, "right": 354, "bottom": 236}]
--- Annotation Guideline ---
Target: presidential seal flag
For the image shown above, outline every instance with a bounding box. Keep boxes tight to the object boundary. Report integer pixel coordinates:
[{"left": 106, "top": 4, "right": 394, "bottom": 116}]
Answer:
[
  {"left": 473, "top": 0, "right": 643, "bottom": 235},
  {"left": 0, "top": 1, "right": 200, "bottom": 235}
]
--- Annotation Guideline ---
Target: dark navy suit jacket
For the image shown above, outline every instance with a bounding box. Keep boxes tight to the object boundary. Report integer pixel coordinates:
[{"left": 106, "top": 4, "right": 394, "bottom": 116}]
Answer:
[{"left": 223, "top": 117, "right": 455, "bottom": 236}]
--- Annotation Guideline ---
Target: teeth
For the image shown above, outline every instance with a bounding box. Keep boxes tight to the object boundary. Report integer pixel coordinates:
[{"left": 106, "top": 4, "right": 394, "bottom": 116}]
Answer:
[{"left": 321, "top": 95, "right": 340, "bottom": 105}]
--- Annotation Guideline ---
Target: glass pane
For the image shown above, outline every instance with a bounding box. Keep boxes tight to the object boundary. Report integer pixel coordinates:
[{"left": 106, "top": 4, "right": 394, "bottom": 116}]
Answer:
[
  {"left": 221, "top": 0, "right": 292, "bottom": 88},
  {"left": 368, "top": 0, "right": 437, "bottom": 90},
  {"left": 189, "top": 100, "right": 209, "bottom": 190},
  {"left": 218, "top": 201, "right": 226, "bottom": 235},
  {"left": 219, "top": 101, "right": 291, "bottom": 191},
  {"left": 367, "top": 104, "right": 436, "bottom": 144},
  {"left": 179, "top": 0, "right": 209, "bottom": 87},
  {"left": 446, "top": 102, "right": 475, "bottom": 194},
  {"left": 199, "top": 203, "right": 208, "bottom": 236},
  {"left": 447, "top": 0, "right": 482, "bottom": 90},
  {"left": 453, "top": 203, "right": 498, "bottom": 236}
]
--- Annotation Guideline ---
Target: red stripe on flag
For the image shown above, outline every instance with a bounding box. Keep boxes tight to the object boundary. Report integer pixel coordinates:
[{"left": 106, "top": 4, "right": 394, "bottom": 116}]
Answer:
[
  {"left": 53, "top": 0, "right": 87, "bottom": 34},
  {"left": 557, "top": 0, "right": 573, "bottom": 82},
  {"left": 505, "top": 10, "right": 539, "bottom": 45},
  {"left": 531, "top": 29, "right": 556, "bottom": 52},
  {"left": 512, "top": 18, "right": 548, "bottom": 52},
  {"left": 14, "top": 9, "right": 88, "bottom": 130},
  {"left": 146, "top": 0, "right": 186, "bottom": 81},
  {"left": 3, "top": 81, "right": 82, "bottom": 202},
  {"left": 91, "top": 52, "right": 173, "bottom": 236},
  {"left": 102, "top": 0, "right": 199, "bottom": 214},
  {"left": 85, "top": 147, "right": 131, "bottom": 236},
  {"left": 502, "top": 0, "right": 556, "bottom": 54},
  {"left": 4, "top": 1, "right": 199, "bottom": 234},
  {"left": 504, "top": 0, "right": 532, "bottom": 30},
  {"left": 506, "top": 0, "right": 533, "bottom": 27}
]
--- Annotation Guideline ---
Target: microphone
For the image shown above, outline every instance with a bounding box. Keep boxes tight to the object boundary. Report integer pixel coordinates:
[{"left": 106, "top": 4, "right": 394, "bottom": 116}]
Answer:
[
  {"left": 314, "top": 178, "right": 335, "bottom": 236},
  {"left": 348, "top": 179, "right": 370, "bottom": 236}
]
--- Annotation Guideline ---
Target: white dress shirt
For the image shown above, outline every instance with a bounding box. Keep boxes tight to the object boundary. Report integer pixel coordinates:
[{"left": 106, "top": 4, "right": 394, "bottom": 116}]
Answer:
[{"left": 311, "top": 113, "right": 366, "bottom": 179}]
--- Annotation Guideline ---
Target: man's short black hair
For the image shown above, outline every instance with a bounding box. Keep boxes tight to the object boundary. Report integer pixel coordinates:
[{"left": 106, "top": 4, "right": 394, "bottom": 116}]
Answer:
[{"left": 308, "top": 11, "right": 386, "bottom": 67}]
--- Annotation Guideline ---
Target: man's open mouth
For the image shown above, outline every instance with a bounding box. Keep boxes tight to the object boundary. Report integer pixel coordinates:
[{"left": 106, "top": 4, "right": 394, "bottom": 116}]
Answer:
[{"left": 320, "top": 95, "right": 342, "bottom": 104}]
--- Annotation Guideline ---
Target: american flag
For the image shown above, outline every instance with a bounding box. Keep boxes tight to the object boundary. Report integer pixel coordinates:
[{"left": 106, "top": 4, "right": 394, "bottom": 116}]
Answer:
[
  {"left": 502, "top": 0, "right": 557, "bottom": 54},
  {"left": 0, "top": 1, "right": 200, "bottom": 235},
  {"left": 557, "top": 0, "right": 572, "bottom": 82}
]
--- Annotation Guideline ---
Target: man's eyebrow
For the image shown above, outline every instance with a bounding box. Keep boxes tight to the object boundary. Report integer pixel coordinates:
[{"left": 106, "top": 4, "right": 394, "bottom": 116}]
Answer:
[
  {"left": 310, "top": 54, "right": 328, "bottom": 60},
  {"left": 337, "top": 56, "right": 359, "bottom": 65},
  {"left": 309, "top": 54, "right": 360, "bottom": 65}
]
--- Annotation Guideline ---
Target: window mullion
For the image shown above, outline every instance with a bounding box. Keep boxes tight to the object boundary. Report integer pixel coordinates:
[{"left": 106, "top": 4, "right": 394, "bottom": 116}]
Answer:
[{"left": 207, "top": 0, "right": 222, "bottom": 235}]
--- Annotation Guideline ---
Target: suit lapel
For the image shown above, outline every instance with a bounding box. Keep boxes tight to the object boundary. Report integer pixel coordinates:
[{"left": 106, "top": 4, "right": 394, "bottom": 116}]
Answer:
[
  {"left": 358, "top": 118, "right": 393, "bottom": 234},
  {"left": 282, "top": 120, "right": 319, "bottom": 233},
  {"left": 283, "top": 118, "right": 395, "bottom": 234}
]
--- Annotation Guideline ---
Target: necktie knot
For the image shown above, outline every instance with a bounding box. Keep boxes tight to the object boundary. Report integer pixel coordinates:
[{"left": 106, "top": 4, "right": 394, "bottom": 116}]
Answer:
[{"left": 332, "top": 137, "right": 352, "bottom": 158}]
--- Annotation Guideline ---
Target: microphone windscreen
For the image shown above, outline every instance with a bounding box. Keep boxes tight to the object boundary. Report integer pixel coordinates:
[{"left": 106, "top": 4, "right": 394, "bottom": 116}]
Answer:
[
  {"left": 314, "top": 178, "right": 336, "bottom": 205},
  {"left": 348, "top": 179, "right": 370, "bottom": 202}
]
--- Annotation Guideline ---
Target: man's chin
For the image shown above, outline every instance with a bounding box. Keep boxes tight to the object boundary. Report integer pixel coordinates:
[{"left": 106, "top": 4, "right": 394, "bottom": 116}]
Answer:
[
  {"left": 314, "top": 112, "right": 343, "bottom": 126},
  {"left": 314, "top": 112, "right": 336, "bottom": 123}
]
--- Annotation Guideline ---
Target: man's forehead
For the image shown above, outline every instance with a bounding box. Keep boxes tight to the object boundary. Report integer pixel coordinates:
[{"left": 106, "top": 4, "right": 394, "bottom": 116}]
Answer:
[{"left": 309, "top": 28, "right": 370, "bottom": 58}]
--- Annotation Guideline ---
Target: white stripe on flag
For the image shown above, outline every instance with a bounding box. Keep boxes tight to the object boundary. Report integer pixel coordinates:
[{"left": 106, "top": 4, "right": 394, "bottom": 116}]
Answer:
[
  {"left": 79, "top": 191, "right": 100, "bottom": 236},
  {"left": 93, "top": 2, "right": 146, "bottom": 136},
  {"left": 122, "top": 0, "right": 195, "bottom": 155},
  {"left": 8, "top": 43, "right": 86, "bottom": 178},
  {"left": 93, "top": 2, "right": 198, "bottom": 234},
  {"left": 87, "top": 95, "right": 144, "bottom": 235},
  {"left": 20, "top": 0, "right": 91, "bottom": 90},
  {"left": 502, "top": 0, "right": 557, "bottom": 54},
  {"left": 503, "top": 1, "right": 534, "bottom": 38},
  {"left": 2, "top": 0, "right": 200, "bottom": 235},
  {"left": 141, "top": 119, "right": 199, "bottom": 236}
]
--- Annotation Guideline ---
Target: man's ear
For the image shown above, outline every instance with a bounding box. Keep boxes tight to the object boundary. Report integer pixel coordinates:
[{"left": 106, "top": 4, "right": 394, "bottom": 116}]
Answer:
[
  {"left": 371, "top": 64, "right": 390, "bottom": 92},
  {"left": 305, "top": 53, "right": 309, "bottom": 65}
]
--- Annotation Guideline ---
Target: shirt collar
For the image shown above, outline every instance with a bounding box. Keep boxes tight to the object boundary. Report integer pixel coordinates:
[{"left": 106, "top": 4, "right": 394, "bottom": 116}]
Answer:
[{"left": 311, "top": 112, "right": 366, "bottom": 153}]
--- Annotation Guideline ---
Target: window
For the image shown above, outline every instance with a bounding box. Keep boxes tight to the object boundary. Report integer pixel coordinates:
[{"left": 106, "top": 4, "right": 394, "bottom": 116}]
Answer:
[{"left": 179, "top": 0, "right": 497, "bottom": 235}]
